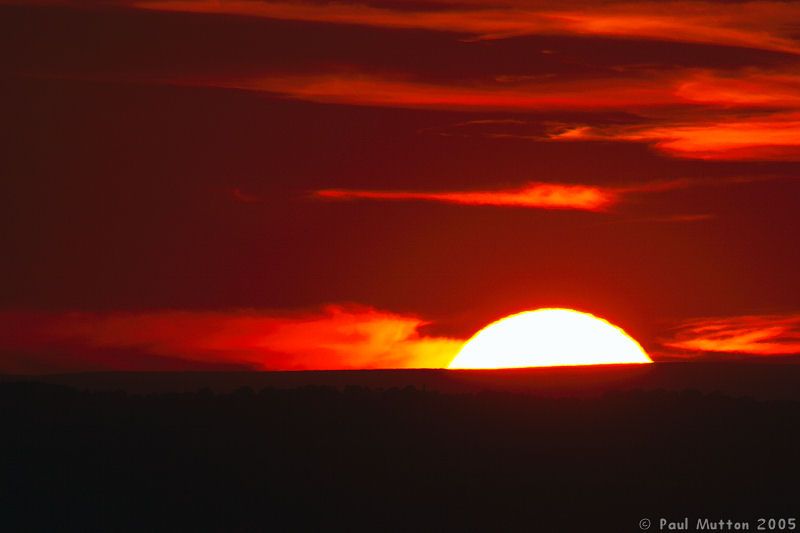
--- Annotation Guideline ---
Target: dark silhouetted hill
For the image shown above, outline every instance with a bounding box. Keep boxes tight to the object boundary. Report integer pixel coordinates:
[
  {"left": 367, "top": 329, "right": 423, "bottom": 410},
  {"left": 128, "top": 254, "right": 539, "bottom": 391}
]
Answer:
[
  {"left": 4, "top": 361, "right": 800, "bottom": 398},
  {"left": 1, "top": 379, "right": 798, "bottom": 531}
]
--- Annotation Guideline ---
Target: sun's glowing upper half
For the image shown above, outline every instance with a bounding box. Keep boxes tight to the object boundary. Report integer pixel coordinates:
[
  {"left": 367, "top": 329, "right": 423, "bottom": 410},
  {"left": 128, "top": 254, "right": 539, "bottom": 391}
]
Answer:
[{"left": 448, "top": 308, "right": 652, "bottom": 369}]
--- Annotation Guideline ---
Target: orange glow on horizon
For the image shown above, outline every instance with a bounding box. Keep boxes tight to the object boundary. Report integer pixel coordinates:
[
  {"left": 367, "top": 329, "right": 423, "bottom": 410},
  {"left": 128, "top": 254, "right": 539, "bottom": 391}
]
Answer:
[
  {"left": 448, "top": 308, "right": 652, "bottom": 369},
  {"left": 0, "top": 307, "right": 463, "bottom": 373}
]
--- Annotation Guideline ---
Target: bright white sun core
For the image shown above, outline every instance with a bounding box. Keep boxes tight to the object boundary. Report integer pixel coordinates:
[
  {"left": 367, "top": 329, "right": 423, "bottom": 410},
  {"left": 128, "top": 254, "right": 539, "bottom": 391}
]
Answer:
[{"left": 447, "top": 308, "right": 652, "bottom": 369}]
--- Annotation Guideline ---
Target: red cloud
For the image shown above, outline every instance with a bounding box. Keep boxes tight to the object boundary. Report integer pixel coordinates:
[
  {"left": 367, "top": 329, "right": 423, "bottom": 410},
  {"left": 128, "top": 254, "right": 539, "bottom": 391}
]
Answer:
[
  {"left": 540, "top": 68, "right": 800, "bottom": 160},
  {"left": 179, "top": 69, "right": 800, "bottom": 162},
  {"left": 233, "top": 66, "right": 800, "bottom": 160},
  {"left": 675, "top": 70, "right": 800, "bottom": 107},
  {"left": 134, "top": 1, "right": 800, "bottom": 54},
  {"left": 316, "top": 179, "right": 692, "bottom": 212},
  {"left": 550, "top": 113, "right": 800, "bottom": 161},
  {"left": 631, "top": 115, "right": 800, "bottom": 160},
  {"left": 19, "top": 4, "right": 800, "bottom": 162},
  {"left": 0, "top": 306, "right": 463, "bottom": 374},
  {"left": 206, "top": 73, "right": 677, "bottom": 111},
  {"left": 316, "top": 182, "right": 618, "bottom": 212},
  {"left": 180, "top": 66, "right": 774, "bottom": 114},
  {"left": 663, "top": 313, "right": 800, "bottom": 356}
]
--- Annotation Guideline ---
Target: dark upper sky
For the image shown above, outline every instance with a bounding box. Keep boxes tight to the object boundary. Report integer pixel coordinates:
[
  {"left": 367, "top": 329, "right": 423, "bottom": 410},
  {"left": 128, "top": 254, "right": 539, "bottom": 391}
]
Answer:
[{"left": 2, "top": 0, "right": 799, "bottom": 371}]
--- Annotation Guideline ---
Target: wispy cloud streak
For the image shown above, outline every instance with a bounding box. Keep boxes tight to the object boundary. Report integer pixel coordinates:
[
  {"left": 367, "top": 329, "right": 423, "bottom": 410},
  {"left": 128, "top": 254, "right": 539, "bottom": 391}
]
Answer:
[
  {"left": 549, "top": 113, "right": 800, "bottom": 160},
  {"left": 544, "top": 68, "right": 800, "bottom": 160},
  {"left": 133, "top": 1, "right": 800, "bottom": 54},
  {"left": 14, "top": 2, "right": 800, "bottom": 162},
  {"left": 188, "top": 68, "right": 800, "bottom": 160},
  {"left": 190, "top": 66, "right": 798, "bottom": 109},
  {"left": 663, "top": 313, "right": 800, "bottom": 356},
  {"left": 317, "top": 183, "right": 616, "bottom": 211},
  {"left": 206, "top": 73, "right": 678, "bottom": 111},
  {"left": 316, "top": 179, "right": 691, "bottom": 212}
]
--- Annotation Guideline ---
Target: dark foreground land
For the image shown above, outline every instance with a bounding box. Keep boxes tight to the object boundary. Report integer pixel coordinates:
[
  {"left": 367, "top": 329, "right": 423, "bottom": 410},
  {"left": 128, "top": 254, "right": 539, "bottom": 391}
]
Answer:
[
  {"left": 2, "top": 370, "right": 799, "bottom": 532},
  {"left": 5, "top": 361, "right": 800, "bottom": 399}
]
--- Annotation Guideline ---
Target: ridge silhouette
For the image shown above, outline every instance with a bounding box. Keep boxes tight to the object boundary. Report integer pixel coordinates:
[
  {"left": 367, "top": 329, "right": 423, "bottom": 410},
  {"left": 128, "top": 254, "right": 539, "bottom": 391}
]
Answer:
[{"left": 2, "top": 380, "right": 797, "bottom": 531}]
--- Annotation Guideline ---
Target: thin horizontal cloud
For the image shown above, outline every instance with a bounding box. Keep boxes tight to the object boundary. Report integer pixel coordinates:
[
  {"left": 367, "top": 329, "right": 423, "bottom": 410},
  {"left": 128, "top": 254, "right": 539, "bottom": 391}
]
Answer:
[
  {"left": 213, "top": 67, "right": 800, "bottom": 161},
  {"left": 14, "top": 4, "right": 800, "bottom": 162},
  {"left": 550, "top": 113, "right": 800, "bottom": 160},
  {"left": 663, "top": 313, "right": 800, "bottom": 356},
  {"left": 631, "top": 115, "right": 800, "bottom": 160},
  {"left": 206, "top": 73, "right": 679, "bottom": 111},
  {"left": 132, "top": 1, "right": 800, "bottom": 54},
  {"left": 315, "top": 179, "right": 690, "bottom": 212},
  {"left": 675, "top": 69, "right": 800, "bottom": 107},
  {"left": 0, "top": 306, "right": 463, "bottom": 373},
  {"left": 317, "top": 183, "right": 616, "bottom": 211},
  {"left": 542, "top": 68, "right": 800, "bottom": 159},
  {"left": 149, "top": 65, "right": 797, "bottom": 160},
  {"left": 27, "top": 72, "right": 800, "bottom": 163},
  {"left": 187, "top": 65, "right": 800, "bottom": 112}
]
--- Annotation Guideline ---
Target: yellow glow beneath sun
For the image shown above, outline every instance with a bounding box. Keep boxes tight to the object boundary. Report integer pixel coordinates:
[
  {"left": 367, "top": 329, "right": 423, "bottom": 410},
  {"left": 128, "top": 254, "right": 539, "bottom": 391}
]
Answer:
[{"left": 448, "top": 308, "right": 652, "bottom": 369}]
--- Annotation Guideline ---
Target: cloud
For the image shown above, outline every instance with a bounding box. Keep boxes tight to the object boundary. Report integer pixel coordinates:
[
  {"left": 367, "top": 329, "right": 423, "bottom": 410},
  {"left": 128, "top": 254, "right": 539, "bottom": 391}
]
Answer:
[
  {"left": 176, "top": 68, "right": 800, "bottom": 161},
  {"left": 549, "top": 113, "right": 800, "bottom": 160},
  {"left": 630, "top": 115, "right": 800, "bottom": 160},
  {"left": 674, "top": 69, "right": 800, "bottom": 107},
  {"left": 315, "top": 179, "right": 696, "bottom": 212},
  {"left": 316, "top": 182, "right": 618, "bottom": 211},
  {"left": 131, "top": 1, "right": 800, "bottom": 54},
  {"left": 186, "top": 66, "right": 794, "bottom": 112},
  {"left": 203, "top": 72, "right": 678, "bottom": 111},
  {"left": 217, "top": 66, "right": 800, "bottom": 161},
  {"left": 13, "top": 3, "right": 800, "bottom": 162},
  {"left": 0, "top": 306, "right": 463, "bottom": 373},
  {"left": 662, "top": 313, "right": 800, "bottom": 356},
  {"left": 542, "top": 68, "right": 800, "bottom": 160}
]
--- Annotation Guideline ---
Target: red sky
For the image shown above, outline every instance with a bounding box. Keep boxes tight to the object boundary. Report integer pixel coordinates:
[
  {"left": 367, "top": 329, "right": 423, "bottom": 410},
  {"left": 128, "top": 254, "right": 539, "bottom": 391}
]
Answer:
[{"left": 1, "top": 0, "right": 799, "bottom": 371}]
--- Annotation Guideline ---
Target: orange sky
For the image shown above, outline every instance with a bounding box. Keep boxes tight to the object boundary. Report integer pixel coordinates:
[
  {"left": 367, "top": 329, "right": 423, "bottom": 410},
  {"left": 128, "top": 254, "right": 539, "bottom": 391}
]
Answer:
[
  {"left": 4, "top": 307, "right": 798, "bottom": 372},
  {"left": 1, "top": 0, "right": 798, "bottom": 371}
]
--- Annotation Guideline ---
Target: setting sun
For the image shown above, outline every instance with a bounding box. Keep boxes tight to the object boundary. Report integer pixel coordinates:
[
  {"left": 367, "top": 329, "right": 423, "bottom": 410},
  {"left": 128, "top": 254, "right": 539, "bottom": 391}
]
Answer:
[{"left": 448, "top": 308, "right": 652, "bottom": 369}]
